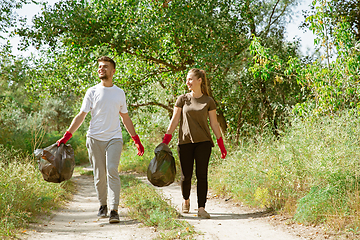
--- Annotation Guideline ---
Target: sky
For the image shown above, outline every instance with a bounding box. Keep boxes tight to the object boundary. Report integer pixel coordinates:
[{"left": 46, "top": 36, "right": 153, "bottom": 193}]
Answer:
[
  {"left": 285, "top": 0, "right": 316, "bottom": 55},
  {"left": 10, "top": 0, "right": 316, "bottom": 57}
]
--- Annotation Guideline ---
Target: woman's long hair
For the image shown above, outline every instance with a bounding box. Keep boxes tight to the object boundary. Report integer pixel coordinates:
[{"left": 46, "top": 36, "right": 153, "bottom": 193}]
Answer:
[{"left": 188, "top": 68, "right": 209, "bottom": 96}]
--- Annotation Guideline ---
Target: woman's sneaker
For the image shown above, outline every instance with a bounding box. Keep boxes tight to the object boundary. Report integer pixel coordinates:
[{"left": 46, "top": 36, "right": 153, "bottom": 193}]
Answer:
[
  {"left": 198, "top": 208, "right": 210, "bottom": 219},
  {"left": 97, "top": 205, "right": 107, "bottom": 218},
  {"left": 182, "top": 201, "right": 190, "bottom": 213},
  {"left": 109, "top": 210, "right": 120, "bottom": 223}
]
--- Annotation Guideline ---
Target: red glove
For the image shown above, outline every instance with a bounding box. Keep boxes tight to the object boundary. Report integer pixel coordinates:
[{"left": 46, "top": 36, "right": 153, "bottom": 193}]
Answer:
[
  {"left": 217, "top": 137, "right": 227, "bottom": 159},
  {"left": 162, "top": 134, "right": 172, "bottom": 145},
  {"left": 57, "top": 131, "right": 72, "bottom": 146},
  {"left": 132, "top": 135, "right": 144, "bottom": 156}
]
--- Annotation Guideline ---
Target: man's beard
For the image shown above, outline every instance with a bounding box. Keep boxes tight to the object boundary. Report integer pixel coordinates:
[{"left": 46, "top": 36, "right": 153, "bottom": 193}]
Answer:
[{"left": 99, "top": 74, "right": 109, "bottom": 80}]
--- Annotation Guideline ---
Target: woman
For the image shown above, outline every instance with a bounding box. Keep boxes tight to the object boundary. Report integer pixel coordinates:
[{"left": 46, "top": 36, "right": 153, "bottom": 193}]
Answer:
[{"left": 162, "top": 68, "right": 227, "bottom": 219}]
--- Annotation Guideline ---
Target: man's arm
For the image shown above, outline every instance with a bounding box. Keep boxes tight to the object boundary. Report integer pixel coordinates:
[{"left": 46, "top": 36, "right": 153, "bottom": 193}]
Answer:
[
  {"left": 120, "top": 112, "right": 144, "bottom": 156},
  {"left": 68, "top": 111, "right": 88, "bottom": 134},
  {"left": 119, "top": 112, "right": 136, "bottom": 136},
  {"left": 57, "top": 111, "right": 87, "bottom": 146}
]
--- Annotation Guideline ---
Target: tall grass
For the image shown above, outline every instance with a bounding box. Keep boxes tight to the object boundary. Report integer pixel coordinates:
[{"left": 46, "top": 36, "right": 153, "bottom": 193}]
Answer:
[
  {"left": 210, "top": 111, "right": 360, "bottom": 232},
  {"left": 0, "top": 145, "right": 73, "bottom": 238}
]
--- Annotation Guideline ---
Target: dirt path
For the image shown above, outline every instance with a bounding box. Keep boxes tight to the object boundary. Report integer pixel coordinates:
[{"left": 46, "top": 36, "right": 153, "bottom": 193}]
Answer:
[
  {"left": 21, "top": 174, "right": 157, "bottom": 240},
  {"left": 143, "top": 177, "right": 311, "bottom": 240},
  {"left": 21, "top": 173, "right": 327, "bottom": 240}
]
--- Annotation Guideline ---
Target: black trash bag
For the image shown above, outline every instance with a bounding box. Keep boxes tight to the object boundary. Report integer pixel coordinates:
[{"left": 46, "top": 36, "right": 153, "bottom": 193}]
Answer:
[
  {"left": 34, "top": 143, "right": 75, "bottom": 183},
  {"left": 147, "top": 143, "right": 176, "bottom": 187}
]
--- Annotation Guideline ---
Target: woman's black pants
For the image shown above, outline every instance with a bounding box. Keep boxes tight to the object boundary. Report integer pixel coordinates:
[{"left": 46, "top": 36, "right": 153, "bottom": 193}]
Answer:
[{"left": 177, "top": 141, "right": 212, "bottom": 208}]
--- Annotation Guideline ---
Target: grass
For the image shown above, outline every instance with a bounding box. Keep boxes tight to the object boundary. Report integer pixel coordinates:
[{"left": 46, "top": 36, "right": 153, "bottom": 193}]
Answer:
[
  {"left": 209, "top": 111, "right": 360, "bottom": 235},
  {"left": 119, "top": 143, "right": 154, "bottom": 173},
  {"left": 7, "top": 108, "right": 360, "bottom": 238},
  {"left": 120, "top": 174, "right": 195, "bottom": 239},
  {"left": 0, "top": 145, "right": 73, "bottom": 238},
  {"left": 74, "top": 166, "right": 94, "bottom": 176}
]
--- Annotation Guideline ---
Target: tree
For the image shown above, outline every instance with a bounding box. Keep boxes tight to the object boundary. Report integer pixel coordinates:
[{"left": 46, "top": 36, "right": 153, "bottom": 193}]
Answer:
[
  {"left": 18, "top": 0, "right": 301, "bottom": 137},
  {"left": 0, "top": 0, "right": 34, "bottom": 39},
  {"left": 320, "top": 0, "right": 359, "bottom": 40},
  {"left": 0, "top": 44, "right": 77, "bottom": 148},
  {"left": 249, "top": 0, "right": 360, "bottom": 118}
]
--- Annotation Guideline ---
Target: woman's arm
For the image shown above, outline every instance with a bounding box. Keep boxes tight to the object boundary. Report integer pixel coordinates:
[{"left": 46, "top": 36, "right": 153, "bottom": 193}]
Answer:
[
  {"left": 209, "top": 109, "right": 227, "bottom": 159},
  {"left": 166, "top": 106, "right": 182, "bottom": 134},
  {"left": 208, "top": 110, "right": 222, "bottom": 139}
]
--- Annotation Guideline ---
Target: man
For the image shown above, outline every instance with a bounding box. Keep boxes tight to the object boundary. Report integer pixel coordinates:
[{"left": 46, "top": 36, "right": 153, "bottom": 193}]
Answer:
[{"left": 57, "top": 56, "right": 144, "bottom": 223}]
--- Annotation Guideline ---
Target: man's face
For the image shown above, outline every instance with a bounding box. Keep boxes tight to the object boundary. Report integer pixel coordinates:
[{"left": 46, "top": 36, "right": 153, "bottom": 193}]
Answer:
[{"left": 98, "top": 61, "right": 115, "bottom": 80}]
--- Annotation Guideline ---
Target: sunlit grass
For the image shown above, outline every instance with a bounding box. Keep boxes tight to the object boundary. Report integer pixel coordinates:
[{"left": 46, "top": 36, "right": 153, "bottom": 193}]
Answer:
[
  {"left": 209, "top": 111, "right": 360, "bottom": 233},
  {"left": 74, "top": 166, "right": 93, "bottom": 176},
  {"left": 0, "top": 145, "right": 73, "bottom": 238}
]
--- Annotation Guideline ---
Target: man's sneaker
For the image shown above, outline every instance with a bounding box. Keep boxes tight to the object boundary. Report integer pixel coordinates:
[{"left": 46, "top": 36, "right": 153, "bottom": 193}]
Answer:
[
  {"left": 109, "top": 210, "right": 120, "bottom": 223},
  {"left": 97, "top": 205, "right": 107, "bottom": 218}
]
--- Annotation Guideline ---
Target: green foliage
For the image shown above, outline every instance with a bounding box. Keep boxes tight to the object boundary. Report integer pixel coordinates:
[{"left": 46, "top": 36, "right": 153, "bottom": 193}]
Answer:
[
  {"left": 0, "top": 44, "right": 81, "bottom": 155},
  {"left": 302, "top": 0, "right": 360, "bottom": 42},
  {"left": 329, "top": 0, "right": 360, "bottom": 41},
  {"left": 0, "top": 0, "right": 32, "bottom": 38},
  {"left": 120, "top": 174, "right": 194, "bottom": 239},
  {"left": 248, "top": 11, "right": 360, "bottom": 118},
  {"left": 294, "top": 185, "right": 344, "bottom": 224},
  {"left": 0, "top": 145, "right": 72, "bottom": 238},
  {"left": 16, "top": 0, "right": 300, "bottom": 136},
  {"left": 288, "top": 0, "right": 360, "bottom": 116},
  {"left": 0, "top": 98, "right": 80, "bottom": 156},
  {"left": 228, "top": 35, "right": 305, "bottom": 139},
  {"left": 209, "top": 111, "right": 360, "bottom": 230}
]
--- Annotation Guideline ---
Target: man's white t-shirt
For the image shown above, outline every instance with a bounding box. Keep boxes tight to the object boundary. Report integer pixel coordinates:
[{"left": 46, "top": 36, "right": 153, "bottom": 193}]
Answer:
[{"left": 80, "top": 83, "right": 128, "bottom": 141}]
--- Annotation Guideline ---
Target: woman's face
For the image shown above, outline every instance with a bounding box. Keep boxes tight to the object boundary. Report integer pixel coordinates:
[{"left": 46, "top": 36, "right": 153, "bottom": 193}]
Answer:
[{"left": 186, "top": 72, "right": 201, "bottom": 91}]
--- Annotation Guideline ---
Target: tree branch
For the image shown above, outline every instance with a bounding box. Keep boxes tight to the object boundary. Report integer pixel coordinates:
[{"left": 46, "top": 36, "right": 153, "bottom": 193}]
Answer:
[
  {"left": 123, "top": 48, "right": 186, "bottom": 72},
  {"left": 130, "top": 101, "right": 173, "bottom": 113},
  {"left": 267, "top": 0, "right": 280, "bottom": 28},
  {"left": 264, "top": 0, "right": 287, "bottom": 37}
]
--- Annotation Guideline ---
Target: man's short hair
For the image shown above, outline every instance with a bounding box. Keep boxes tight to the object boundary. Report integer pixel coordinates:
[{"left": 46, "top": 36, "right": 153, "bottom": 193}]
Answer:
[{"left": 97, "top": 56, "right": 116, "bottom": 69}]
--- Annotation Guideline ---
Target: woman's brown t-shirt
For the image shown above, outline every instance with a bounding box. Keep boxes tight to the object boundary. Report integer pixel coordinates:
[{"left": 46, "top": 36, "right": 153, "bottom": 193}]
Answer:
[{"left": 175, "top": 93, "right": 216, "bottom": 147}]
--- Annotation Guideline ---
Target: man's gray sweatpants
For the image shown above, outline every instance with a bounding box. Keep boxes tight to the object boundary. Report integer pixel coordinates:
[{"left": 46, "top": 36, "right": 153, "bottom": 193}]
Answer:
[{"left": 86, "top": 137, "right": 123, "bottom": 211}]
